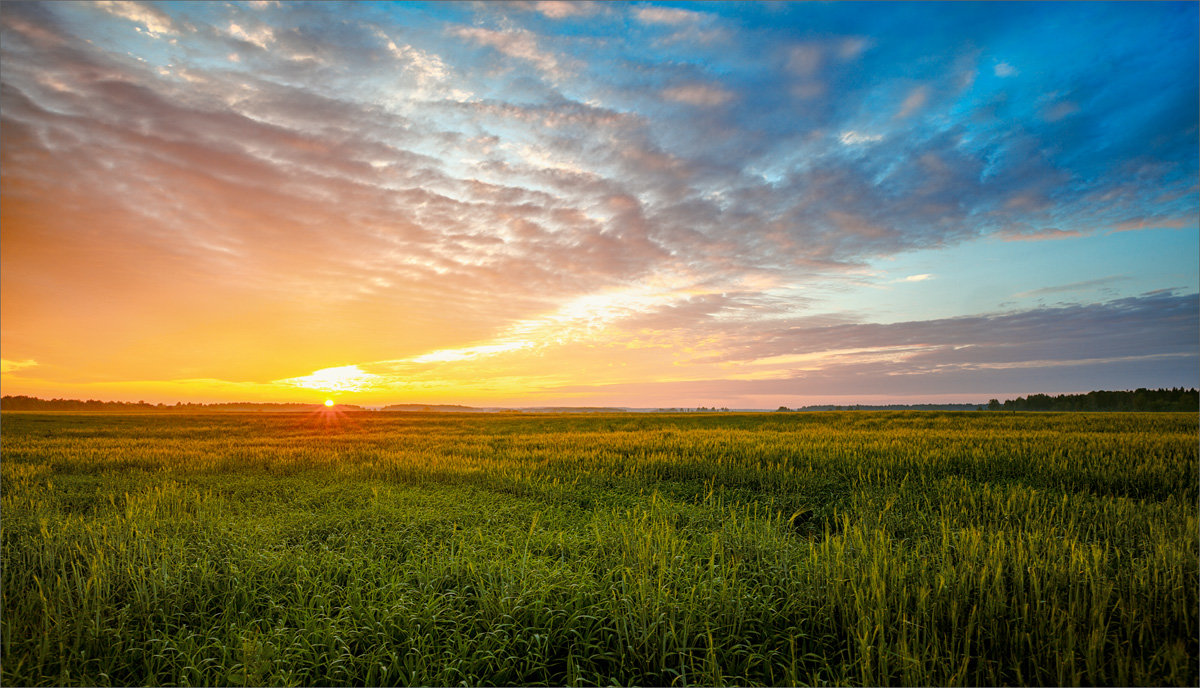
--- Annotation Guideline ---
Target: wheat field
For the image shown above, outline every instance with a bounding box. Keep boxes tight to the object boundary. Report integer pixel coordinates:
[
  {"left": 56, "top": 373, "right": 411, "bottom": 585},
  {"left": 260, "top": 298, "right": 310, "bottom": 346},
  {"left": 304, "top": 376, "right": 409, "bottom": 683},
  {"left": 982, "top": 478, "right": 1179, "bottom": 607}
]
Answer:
[{"left": 2, "top": 410, "right": 1195, "bottom": 686}]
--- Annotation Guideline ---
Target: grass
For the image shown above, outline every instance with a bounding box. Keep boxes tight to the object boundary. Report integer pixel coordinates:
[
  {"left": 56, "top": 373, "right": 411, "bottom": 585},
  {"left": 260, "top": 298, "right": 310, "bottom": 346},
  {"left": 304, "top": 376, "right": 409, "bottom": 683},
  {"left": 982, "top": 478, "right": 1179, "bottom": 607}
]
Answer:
[{"left": 2, "top": 410, "right": 1196, "bottom": 686}]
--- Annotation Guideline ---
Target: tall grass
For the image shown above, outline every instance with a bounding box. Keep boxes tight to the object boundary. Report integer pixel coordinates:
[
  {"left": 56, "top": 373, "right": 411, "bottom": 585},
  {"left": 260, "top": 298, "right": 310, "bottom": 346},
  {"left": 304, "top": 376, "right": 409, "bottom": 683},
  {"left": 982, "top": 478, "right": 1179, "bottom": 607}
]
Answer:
[{"left": 2, "top": 411, "right": 1196, "bottom": 686}]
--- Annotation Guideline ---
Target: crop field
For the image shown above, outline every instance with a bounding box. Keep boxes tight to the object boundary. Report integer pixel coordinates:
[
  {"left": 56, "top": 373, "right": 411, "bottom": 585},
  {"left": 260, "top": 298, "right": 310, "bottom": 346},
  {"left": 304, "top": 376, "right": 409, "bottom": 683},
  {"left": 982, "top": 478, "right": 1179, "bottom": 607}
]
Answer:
[{"left": 1, "top": 410, "right": 1196, "bottom": 686}]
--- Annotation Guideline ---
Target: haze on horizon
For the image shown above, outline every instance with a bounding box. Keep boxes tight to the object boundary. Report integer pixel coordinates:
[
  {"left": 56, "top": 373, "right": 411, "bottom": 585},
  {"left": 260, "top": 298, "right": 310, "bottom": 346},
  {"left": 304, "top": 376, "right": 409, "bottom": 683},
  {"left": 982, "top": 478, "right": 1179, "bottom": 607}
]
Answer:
[{"left": 1, "top": 1, "right": 1197, "bottom": 409}]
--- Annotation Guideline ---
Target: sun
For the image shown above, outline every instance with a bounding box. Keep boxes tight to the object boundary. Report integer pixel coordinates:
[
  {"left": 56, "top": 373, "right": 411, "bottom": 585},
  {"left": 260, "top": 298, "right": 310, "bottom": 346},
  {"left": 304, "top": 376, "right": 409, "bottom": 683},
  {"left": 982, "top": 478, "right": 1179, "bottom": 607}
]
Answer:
[{"left": 324, "top": 399, "right": 334, "bottom": 407}]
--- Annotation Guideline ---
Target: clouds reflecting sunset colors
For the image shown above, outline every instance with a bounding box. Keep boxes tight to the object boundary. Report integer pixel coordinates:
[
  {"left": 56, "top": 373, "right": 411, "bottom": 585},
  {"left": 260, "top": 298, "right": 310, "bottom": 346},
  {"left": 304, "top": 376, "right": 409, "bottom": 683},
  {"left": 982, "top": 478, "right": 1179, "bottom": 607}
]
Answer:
[{"left": 2, "top": 1, "right": 1196, "bottom": 407}]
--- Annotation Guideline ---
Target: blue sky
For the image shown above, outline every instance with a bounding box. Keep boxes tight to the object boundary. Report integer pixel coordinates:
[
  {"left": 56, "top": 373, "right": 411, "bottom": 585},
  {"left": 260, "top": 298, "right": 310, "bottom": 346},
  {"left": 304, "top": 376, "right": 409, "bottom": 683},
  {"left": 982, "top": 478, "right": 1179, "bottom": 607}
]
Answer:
[{"left": 1, "top": 1, "right": 1196, "bottom": 406}]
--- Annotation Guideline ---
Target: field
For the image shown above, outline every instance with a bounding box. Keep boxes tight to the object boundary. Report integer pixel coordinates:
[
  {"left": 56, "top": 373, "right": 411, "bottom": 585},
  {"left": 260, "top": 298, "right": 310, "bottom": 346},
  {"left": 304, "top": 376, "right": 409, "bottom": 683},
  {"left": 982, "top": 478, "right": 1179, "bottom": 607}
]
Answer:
[{"left": 2, "top": 410, "right": 1196, "bottom": 687}]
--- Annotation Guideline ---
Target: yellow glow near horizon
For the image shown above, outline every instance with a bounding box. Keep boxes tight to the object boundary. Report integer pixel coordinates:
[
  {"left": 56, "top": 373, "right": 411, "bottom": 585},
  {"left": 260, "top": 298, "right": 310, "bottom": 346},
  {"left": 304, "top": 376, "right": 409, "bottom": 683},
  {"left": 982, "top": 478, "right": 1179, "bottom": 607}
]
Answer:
[{"left": 324, "top": 399, "right": 334, "bottom": 407}]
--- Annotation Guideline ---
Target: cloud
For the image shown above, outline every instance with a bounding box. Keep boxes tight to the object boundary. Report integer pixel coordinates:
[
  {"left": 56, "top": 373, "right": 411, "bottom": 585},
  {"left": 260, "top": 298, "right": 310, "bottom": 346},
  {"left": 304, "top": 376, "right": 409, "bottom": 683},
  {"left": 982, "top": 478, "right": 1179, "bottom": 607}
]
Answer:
[
  {"left": 741, "top": 293, "right": 1196, "bottom": 389},
  {"left": 277, "top": 365, "right": 378, "bottom": 392},
  {"left": 838, "top": 37, "right": 871, "bottom": 60},
  {"left": 1042, "top": 100, "right": 1079, "bottom": 122},
  {"left": 838, "top": 130, "right": 883, "bottom": 145},
  {"left": 531, "top": 1, "right": 600, "bottom": 19},
  {"left": 900, "top": 274, "right": 933, "bottom": 282},
  {"left": 997, "top": 228, "right": 1084, "bottom": 242},
  {"left": 631, "top": 4, "right": 728, "bottom": 45},
  {"left": 1109, "top": 216, "right": 1194, "bottom": 233},
  {"left": 732, "top": 292, "right": 1198, "bottom": 368},
  {"left": 1013, "top": 276, "right": 1129, "bottom": 299},
  {"left": 512, "top": 292, "right": 1199, "bottom": 404},
  {"left": 299, "top": 281, "right": 1198, "bottom": 404},
  {"left": 0, "top": 12, "right": 682, "bottom": 383},
  {"left": 1, "top": 359, "right": 38, "bottom": 374},
  {"left": 227, "top": 22, "right": 274, "bottom": 51},
  {"left": 994, "top": 61, "right": 1018, "bottom": 77},
  {"left": 787, "top": 44, "right": 823, "bottom": 77},
  {"left": 787, "top": 37, "right": 869, "bottom": 78},
  {"left": 544, "top": 349, "right": 1196, "bottom": 406},
  {"left": 452, "top": 26, "right": 571, "bottom": 80},
  {"left": 376, "top": 35, "right": 470, "bottom": 101},
  {"left": 93, "top": 1, "right": 178, "bottom": 37},
  {"left": 896, "top": 85, "right": 928, "bottom": 118},
  {"left": 408, "top": 341, "right": 532, "bottom": 364},
  {"left": 634, "top": 6, "right": 706, "bottom": 25},
  {"left": 662, "top": 83, "right": 734, "bottom": 107}
]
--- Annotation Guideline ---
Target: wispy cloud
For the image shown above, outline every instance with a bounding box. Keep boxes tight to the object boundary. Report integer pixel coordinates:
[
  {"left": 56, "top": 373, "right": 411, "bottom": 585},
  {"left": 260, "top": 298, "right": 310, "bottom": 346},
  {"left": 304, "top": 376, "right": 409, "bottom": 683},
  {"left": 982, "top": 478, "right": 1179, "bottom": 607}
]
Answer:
[
  {"left": 452, "top": 26, "right": 573, "bottom": 81},
  {"left": 409, "top": 342, "right": 532, "bottom": 364},
  {"left": 278, "top": 365, "right": 378, "bottom": 392},
  {"left": 1109, "top": 216, "right": 1194, "bottom": 233},
  {"left": 530, "top": 1, "right": 601, "bottom": 19},
  {"left": 1, "top": 359, "right": 38, "bottom": 374},
  {"left": 997, "top": 228, "right": 1084, "bottom": 242},
  {"left": 662, "top": 83, "right": 734, "bottom": 107},
  {"left": 839, "top": 130, "right": 883, "bottom": 145},
  {"left": 227, "top": 21, "right": 274, "bottom": 51},
  {"left": 634, "top": 6, "right": 706, "bottom": 25},
  {"left": 896, "top": 85, "right": 928, "bottom": 119},
  {"left": 1013, "top": 276, "right": 1130, "bottom": 299},
  {"left": 93, "top": 1, "right": 178, "bottom": 37}
]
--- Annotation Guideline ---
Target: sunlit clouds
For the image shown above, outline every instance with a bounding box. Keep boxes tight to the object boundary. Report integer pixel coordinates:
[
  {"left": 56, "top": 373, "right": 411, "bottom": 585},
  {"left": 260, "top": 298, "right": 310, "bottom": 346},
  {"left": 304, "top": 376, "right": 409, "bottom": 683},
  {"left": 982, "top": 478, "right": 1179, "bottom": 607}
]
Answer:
[
  {"left": 280, "top": 365, "right": 378, "bottom": 394},
  {"left": 1, "top": 1, "right": 1196, "bottom": 407},
  {"left": 1, "top": 359, "right": 37, "bottom": 374}
]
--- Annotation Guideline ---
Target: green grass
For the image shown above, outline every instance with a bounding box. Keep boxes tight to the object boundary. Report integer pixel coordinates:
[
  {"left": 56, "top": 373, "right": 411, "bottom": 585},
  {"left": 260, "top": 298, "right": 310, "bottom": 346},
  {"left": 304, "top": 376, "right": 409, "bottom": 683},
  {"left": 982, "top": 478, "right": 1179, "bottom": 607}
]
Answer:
[{"left": 2, "top": 410, "right": 1196, "bottom": 686}]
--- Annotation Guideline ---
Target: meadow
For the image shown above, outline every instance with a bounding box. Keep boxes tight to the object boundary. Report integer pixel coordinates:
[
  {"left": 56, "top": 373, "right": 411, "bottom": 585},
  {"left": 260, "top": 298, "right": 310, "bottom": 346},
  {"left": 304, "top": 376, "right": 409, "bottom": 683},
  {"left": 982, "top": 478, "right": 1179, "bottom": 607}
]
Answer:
[{"left": 1, "top": 410, "right": 1196, "bottom": 687}]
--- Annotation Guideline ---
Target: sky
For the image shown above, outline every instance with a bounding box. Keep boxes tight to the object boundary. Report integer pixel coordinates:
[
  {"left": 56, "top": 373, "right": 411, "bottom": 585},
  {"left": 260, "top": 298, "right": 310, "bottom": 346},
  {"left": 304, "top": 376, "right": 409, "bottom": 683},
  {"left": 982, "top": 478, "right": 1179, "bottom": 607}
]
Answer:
[{"left": 1, "top": 0, "right": 1197, "bottom": 408}]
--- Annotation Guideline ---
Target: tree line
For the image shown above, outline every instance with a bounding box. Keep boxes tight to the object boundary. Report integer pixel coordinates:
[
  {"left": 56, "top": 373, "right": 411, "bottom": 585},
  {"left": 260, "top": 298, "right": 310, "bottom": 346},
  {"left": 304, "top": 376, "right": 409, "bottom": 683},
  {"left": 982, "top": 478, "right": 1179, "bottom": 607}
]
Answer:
[
  {"left": 0, "top": 396, "right": 362, "bottom": 412},
  {"left": 987, "top": 388, "right": 1197, "bottom": 412},
  {"left": 3, "top": 390, "right": 1195, "bottom": 413}
]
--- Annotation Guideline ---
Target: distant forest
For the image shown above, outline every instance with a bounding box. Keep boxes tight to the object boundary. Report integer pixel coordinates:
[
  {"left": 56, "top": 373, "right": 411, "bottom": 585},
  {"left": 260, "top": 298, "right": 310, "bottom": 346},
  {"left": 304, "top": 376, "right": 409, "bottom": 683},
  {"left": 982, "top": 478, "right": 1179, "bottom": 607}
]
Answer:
[
  {"left": 987, "top": 388, "right": 1197, "bottom": 412},
  {"left": 0, "top": 396, "right": 363, "bottom": 412}
]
